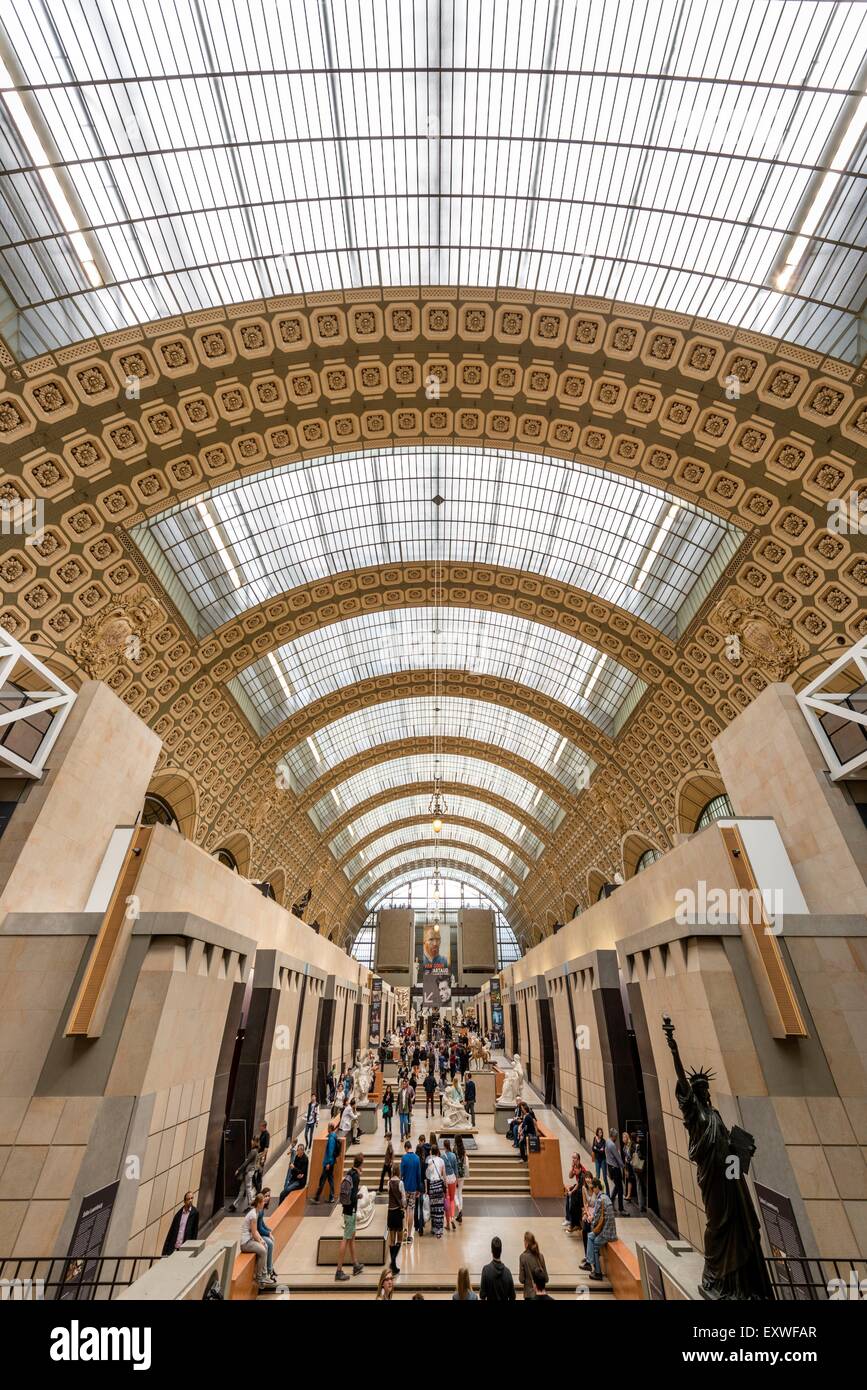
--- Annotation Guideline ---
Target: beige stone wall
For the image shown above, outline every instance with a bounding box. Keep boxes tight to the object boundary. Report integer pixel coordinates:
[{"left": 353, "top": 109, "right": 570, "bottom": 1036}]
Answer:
[
  {"left": 784, "top": 934, "right": 867, "bottom": 1255},
  {"left": 715, "top": 682, "right": 867, "bottom": 916},
  {"left": 114, "top": 933, "right": 245, "bottom": 1257},
  {"left": 0, "top": 681, "right": 160, "bottom": 925},
  {"left": 626, "top": 936, "right": 752, "bottom": 1253}
]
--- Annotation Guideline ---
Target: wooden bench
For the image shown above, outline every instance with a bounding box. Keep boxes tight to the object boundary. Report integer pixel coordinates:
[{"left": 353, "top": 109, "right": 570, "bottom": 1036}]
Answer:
[
  {"left": 526, "top": 1120, "right": 563, "bottom": 1199},
  {"left": 230, "top": 1187, "right": 306, "bottom": 1299},
  {"left": 601, "top": 1239, "right": 642, "bottom": 1300}
]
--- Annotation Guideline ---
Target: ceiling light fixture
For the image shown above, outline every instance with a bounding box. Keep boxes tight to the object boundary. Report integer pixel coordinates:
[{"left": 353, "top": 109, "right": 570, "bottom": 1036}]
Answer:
[
  {"left": 196, "top": 501, "right": 242, "bottom": 589},
  {"left": 776, "top": 92, "right": 867, "bottom": 291},
  {"left": 267, "top": 651, "right": 293, "bottom": 702},
  {"left": 0, "top": 58, "right": 103, "bottom": 289},
  {"left": 583, "top": 653, "right": 608, "bottom": 702},
  {"left": 634, "top": 502, "right": 680, "bottom": 593}
]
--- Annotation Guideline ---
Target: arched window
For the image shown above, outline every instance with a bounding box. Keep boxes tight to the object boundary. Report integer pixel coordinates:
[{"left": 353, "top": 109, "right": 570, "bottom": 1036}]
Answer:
[
  {"left": 695, "top": 793, "right": 734, "bottom": 831},
  {"left": 215, "top": 847, "right": 239, "bottom": 872},
  {"left": 141, "top": 793, "right": 179, "bottom": 830},
  {"left": 635, "top": 847, "right": 663, "bottom": 874}
]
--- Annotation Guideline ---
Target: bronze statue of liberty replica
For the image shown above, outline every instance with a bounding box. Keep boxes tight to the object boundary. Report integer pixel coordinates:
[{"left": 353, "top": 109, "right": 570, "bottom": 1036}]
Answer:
[{"left": 663, "top": 1017, "right": 772, "bottom": 1300}]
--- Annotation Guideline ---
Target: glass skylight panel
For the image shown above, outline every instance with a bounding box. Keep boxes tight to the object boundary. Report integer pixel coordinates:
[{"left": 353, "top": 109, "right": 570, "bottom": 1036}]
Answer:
[
  {"left": 354, "top": 846, "right": 521, "bottom": 900},
  {"left": 280, "top": 695, "right": 591, "bottom": 793},
  {"left": 342, "top": 822, "right": 528, "bottom": 882},
  {"left": 2, "top": 1, "right": 865, "bottom": 361},
  {"left": 328, "top": 793, "right": 544, "bottom": 861},
  {"left": 138, "top": 449, "right": 740, "bottom": 639},
  {"left": 236, "top": 607, "right": 637, "bottom": 735},
  {"left": 308, "top": 753, "right": 564, "bottom": 833},
  {"left": 367, "top": 867, "right": 509, "bottom": 913}
]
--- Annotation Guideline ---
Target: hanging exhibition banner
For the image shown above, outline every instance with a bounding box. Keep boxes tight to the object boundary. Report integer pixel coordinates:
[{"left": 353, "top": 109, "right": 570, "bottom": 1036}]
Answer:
[
  {"left": 369, "top": 975, "right": 383, "bottom": 1044},
  {"left": 419, "top": 919, "right": 451, "bottom": 1005},
  {"left": 490, "top": 976, "right": 504, "bottom": 1034}
]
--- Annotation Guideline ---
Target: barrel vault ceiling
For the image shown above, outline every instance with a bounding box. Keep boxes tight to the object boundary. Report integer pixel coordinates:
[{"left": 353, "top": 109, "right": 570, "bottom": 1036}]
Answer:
[{"left": 0, "top": 1, "right": 864, "bottom": 946}]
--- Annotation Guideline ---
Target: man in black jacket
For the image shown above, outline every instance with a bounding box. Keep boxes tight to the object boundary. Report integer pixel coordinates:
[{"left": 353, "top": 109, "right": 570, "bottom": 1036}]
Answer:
[
  {"left": 161, "top": 1192, "right": 199, "bottom": 1256},
  {"left": 479, "top": 1235, "right": 516, "bottom": 1300}
]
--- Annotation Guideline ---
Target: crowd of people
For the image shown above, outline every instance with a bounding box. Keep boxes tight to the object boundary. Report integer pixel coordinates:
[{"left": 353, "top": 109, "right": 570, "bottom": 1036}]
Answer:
[{"left": 214, "top": 1019, "right": 647, "bottom": 1297}]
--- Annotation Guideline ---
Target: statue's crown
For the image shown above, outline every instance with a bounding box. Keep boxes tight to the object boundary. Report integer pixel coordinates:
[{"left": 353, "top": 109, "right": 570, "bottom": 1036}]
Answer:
[{"left": 687, "top": 1065, "right": 715, "bottom": 1084}]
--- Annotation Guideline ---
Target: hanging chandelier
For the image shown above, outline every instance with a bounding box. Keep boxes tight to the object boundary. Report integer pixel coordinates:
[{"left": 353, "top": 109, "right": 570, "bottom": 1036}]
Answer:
[{"left": 429, "top": 485, "right": 447, "bottom": 835}]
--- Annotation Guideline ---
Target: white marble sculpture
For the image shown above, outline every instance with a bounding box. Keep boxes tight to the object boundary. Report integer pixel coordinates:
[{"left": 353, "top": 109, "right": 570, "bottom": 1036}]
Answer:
[
  {"left": 498, "top": 1054, "right": 525, "bottom": 1107},
  {"left": 355, "top": 1184, "right": 376, "bottom": 1229},
  {"left": 442, "top": 1081, "right": 474, "bottom": 1131},
  {"left": 352, "top": 1050, "right": 374, "bottom": 1104}
]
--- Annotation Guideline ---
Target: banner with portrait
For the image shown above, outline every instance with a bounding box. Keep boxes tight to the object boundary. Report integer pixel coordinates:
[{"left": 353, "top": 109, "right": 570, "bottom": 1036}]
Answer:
[{"left": 418, "top": 919, "right": 451, "bottom": 1006}]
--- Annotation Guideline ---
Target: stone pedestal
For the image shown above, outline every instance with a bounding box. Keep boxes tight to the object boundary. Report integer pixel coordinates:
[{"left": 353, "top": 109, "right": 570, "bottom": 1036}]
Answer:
[
  {"left": 357, "top": 1101, "right": 379, "bottom": 1134},
  {"left": 469, "top": 1067, "right": 497, "bottom": 1113},
  {"left": 495, "top": 1103, "right": 515, "bottom": 1133}
]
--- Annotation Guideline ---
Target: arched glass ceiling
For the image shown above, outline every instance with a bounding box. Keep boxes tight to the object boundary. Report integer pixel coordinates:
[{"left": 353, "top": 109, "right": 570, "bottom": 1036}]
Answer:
[
  {"left": 343, "top": 823, "right": 530, "bottom": 883},
  {"left": 328, "top": 793, "right": 545, "bottom": 862},
  {"left": 236, "top": 607, "right": 640, "bottom": 736},
  {"left": 367, "top": 868, "right": 509, "bottom": 914},
  {"left": 354, "top": 846, "right": 521, "bottom": 900},
  {"left": 2, "top": 2, "right": 865, "bottom": 360},
  {"left": 137, "top": 449, "right": 741, "bottom": 640},
  {"left": 309, "top": 753, "right": 564, "bottom": 834},
  {"left": 277, "top": 695, "right": 592, "bottom": 794}
]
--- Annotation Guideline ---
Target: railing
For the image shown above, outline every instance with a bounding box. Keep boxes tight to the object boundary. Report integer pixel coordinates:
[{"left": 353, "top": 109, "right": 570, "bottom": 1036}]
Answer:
[
  {"left": 0, "top": 1255, "right": 159, "bottom": 1301},
  {"left": 765, "top": 1255, "right": 866, "bottom": 1301}
]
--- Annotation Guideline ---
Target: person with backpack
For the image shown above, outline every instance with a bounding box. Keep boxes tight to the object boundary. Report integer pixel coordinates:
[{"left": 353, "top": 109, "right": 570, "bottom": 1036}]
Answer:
[
  {"left": 400, "top": 1138, "right": 421, "bottom": 1244},
  {"left": 386, "top": 1161, "right": 407, "bottom": 1274},
  {"left": 310, "top": 1122, "right": 341, "bottom": 1203},
  {"left": 334, "top": 1155, "right": 365, "bottom": 1282}
]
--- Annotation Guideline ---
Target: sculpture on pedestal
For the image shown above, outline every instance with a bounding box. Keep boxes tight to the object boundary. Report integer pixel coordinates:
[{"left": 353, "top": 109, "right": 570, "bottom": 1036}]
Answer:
[
  {"left": 442, "top": 1080, "right": 474, "bottom": 1131},
  {"left": 662, "top": 1016, "right": 772, "bottom": 1301},
  {"left": 498, "top": 1054, "right": 525, "bottom": 1107},
  {"left": 470, "top": 1035, "right": 490, "bottom": 1070},
  {"left": 355, "top": 1184, "right": 376, "bottom": 1229},
  {"left": 352, "top": 1050, "right": 374, "bottom": 1105}
]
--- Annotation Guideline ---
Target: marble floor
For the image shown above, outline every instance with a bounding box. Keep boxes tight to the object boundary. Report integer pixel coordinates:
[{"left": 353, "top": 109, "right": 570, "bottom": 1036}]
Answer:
[{"left": 207, "top": 1062, "right": 659, "bottom": 1300}]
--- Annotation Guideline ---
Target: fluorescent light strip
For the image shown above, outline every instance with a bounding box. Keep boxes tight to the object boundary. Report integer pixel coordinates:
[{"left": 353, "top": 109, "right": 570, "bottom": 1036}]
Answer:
[
  {"left": 306, "top": 735, "right": 321, "bottom": 764},
  {"left": 776, "top": 93, "right": 867, "bottom": 290},
  {"left": 634, "top": 503, "right": 681, "bottom": 594},
  {"left": 196, "top": 501, "right": 242, "bottom": 589},
  {"left": 0, "top": 61, "right": 102, "bottom": 288},
  {"left": 552, "top": 736, "right": 568, "bottom": 763},
  {"left": 583, "top": 654, "right": 607, "bottom": 703},
  {"left": 266, "top": 650, "right": 293, "bottom": 702}
]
